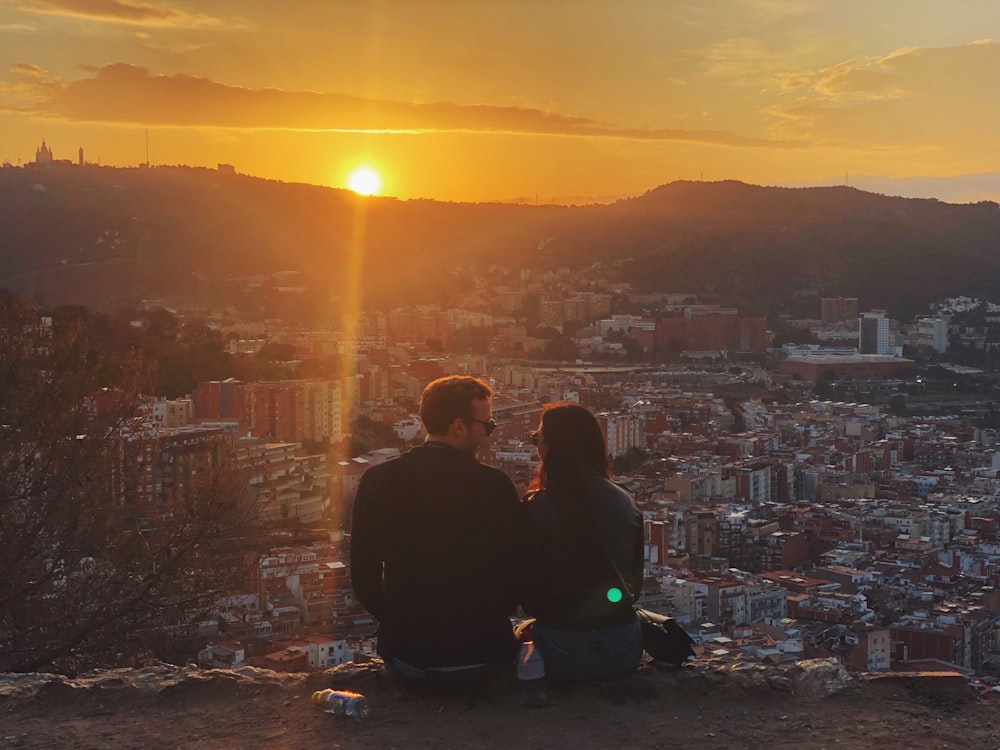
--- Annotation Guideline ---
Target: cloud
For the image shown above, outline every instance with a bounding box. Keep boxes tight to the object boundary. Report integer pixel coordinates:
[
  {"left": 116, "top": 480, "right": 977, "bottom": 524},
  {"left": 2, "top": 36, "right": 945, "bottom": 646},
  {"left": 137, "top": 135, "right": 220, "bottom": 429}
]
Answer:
[
  {"left": 0, "top": 63, "right": 798, "bottom": 149},
  {"left": 0, "top": 62, "right": 57, "bottom": 104},
  {"left": 16, "top": 0, "right": 219, "bottom": 28},
  {"left": 10, "top": 62, "right": 49, "bottom": 78},
  {"left": 734, "top": 0, "right": 819, "bottom": 19},
  {"left": 766, "top": 40, "right": 1000, "bottom": 147},
  {"left": 704, "top": 34, "right": 835, "bottom": 90}
]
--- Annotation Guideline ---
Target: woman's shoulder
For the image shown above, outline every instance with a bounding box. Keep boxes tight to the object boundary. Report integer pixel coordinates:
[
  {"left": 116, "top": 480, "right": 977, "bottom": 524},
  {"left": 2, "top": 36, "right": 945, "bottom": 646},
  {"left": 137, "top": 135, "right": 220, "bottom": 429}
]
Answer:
[
  {"left": 594, "top": 477, "right": 639, "bottom": 507},
  {"left": 590, "top": 474, "right": 632, "bottom": 494}
]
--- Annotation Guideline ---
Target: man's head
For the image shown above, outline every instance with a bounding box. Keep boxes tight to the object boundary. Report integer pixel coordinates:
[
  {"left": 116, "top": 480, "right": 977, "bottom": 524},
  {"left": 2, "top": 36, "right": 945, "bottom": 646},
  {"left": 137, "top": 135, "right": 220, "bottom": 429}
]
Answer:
[{"left": 419, "top": 375, "right": 495, "bottom": 454}]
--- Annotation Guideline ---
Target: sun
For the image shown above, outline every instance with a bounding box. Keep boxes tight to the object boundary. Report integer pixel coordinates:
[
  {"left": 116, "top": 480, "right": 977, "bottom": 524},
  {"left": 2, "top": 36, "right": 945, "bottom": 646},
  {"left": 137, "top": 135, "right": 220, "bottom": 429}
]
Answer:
[{"left": 347, "top": 166, "right": 381, "bottom": 196}]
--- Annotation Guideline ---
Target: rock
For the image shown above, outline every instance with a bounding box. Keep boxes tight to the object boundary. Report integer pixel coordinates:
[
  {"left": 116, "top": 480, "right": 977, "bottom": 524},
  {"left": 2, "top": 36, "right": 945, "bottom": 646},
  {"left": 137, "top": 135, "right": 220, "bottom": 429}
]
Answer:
[
  {"left": 303, "top": 660, "right": 386, "bottom": 692},
  {"left": 1, "top": 655, "right": 858, "bottom": 713},
  {"left": 768, "top": 675, "right": 793, "bottom": 692},
  {"left": 0, "top": 663, "right": 305, "bottom": 706},
  {"left": 787, "top": 659, "right": 855, "bottom": 700}
]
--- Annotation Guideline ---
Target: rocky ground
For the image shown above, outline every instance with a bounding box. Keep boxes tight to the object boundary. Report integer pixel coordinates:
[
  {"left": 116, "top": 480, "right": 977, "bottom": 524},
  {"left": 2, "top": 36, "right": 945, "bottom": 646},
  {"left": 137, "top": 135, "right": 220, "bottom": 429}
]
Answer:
[{"left": 2, "top": 658, "right": 998, "bottom": 750}]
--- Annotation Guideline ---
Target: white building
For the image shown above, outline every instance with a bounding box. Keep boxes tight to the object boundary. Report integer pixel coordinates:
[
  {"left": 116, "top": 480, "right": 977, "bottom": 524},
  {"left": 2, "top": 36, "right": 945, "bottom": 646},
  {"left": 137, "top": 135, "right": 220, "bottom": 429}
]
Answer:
[
  {"left": 393, "top": 414, "right": 423, "bottom": 441},
  {"left": 859, "top": 311, "right": 892, "bottom": 355},
  {"left": 597, "top": 411, "right": 644, "bottom": 457},
  {"left": 300, "top": 635, "right": 351, "bottom": 668},
  {"left": 914, "top": 316, "right": 949, "bottom": 353},
  {"left": 595, "top": 315, "right": 655, "bottom": 336}
]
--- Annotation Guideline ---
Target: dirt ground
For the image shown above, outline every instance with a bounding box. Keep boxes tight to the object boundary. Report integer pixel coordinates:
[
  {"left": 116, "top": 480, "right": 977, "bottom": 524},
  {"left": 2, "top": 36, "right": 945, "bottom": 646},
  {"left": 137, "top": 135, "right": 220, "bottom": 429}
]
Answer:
[{"left": 2, "top": 660, "right": 999, "bottom": 750}]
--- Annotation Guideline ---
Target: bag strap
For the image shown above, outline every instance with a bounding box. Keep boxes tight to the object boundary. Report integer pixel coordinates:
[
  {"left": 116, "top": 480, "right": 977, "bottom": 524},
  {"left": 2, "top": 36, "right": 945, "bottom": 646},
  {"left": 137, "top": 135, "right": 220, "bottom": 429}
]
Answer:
[
  {"left": 594, "top": 513, "right": 639, "bottom": 609},
  {"left": 552, "top": 476, "right": 640, "bottom": 608}
]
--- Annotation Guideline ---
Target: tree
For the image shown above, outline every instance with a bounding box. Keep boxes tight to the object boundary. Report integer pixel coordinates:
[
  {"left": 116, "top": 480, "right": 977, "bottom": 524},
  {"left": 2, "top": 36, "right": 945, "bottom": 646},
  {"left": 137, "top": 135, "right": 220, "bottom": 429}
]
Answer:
[
  {"left": 0, "top": 297, "right": 257, "bottom": 674},
  {"left": 347, "top": 415, "right": 400, "bottom": 456},
  {"left": 813, "top": 369, "right": 837, "bottom": 399},
  {"left": 612, "top": 447, "right": 648, "bottom": 474},
  {"left": 887, "top": 394, "right": 907, "bottom": 416},
  {"left": 448, "top": 325, "right": 494, "bottom": 354},
  {"left": 256, "top": 342, "right": 296, "bottom": 361}
]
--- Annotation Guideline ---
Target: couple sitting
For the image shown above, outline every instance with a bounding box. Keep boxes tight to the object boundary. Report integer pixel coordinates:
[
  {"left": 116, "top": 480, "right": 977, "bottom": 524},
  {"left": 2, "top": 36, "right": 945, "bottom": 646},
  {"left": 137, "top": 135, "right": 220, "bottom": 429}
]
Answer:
[{"left": 350, "top": 375, "right": 643, "bottom": 687}]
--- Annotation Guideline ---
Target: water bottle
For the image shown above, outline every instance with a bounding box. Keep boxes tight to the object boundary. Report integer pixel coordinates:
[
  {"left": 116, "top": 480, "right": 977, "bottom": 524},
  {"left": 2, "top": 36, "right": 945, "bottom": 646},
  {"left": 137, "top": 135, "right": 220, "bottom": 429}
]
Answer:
[
  {"left": 311, "top": 688, "right": 370, "bottom": 719},
  {"left": 517, "top": 641, "right": 548, "bottom": 708}
]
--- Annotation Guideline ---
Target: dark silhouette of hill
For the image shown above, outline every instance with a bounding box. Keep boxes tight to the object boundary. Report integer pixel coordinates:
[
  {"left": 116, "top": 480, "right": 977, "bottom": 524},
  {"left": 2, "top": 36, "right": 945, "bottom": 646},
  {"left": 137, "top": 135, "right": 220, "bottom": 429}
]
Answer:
[
  {"left": 1, "top": 167, "right": 997, "bottom": 318},
  {"left": 547, "top": 181, "right": 1000, "bottom": 318}
]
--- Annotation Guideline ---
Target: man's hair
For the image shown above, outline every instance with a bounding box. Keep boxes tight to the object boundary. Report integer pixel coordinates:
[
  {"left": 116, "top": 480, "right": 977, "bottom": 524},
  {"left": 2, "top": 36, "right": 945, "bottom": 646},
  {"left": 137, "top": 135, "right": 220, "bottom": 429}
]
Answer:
[{"left": 419, "top": 375, "right": 493, "bottom": 435}]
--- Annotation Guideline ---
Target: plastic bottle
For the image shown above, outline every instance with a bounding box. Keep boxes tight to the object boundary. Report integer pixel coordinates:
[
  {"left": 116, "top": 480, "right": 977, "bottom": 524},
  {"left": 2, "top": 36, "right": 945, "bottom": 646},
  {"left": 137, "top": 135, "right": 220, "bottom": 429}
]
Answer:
[
  {"left": 311, "top": 688, "right": 370, "bottom": 719},
  {"left": 517, "top": 641, "right": 548, "bottom": 708}
]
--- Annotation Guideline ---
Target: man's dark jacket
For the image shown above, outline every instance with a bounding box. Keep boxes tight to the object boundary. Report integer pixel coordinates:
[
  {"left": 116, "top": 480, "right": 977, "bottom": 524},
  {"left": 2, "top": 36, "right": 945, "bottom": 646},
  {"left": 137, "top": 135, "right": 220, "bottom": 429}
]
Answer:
[
  {"left": 350, "top": 442, "right": 520, "bottom": 668},
  {"left": 520, "top": 474, "right": 643, "bottom": 629}
]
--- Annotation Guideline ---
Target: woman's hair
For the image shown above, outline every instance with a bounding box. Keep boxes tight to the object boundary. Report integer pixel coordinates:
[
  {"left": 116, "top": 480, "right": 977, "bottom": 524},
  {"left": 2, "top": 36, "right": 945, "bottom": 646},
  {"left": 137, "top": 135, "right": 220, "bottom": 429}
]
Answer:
[{"left": 531, "top": 402, "right": 611, "bottom": 491}]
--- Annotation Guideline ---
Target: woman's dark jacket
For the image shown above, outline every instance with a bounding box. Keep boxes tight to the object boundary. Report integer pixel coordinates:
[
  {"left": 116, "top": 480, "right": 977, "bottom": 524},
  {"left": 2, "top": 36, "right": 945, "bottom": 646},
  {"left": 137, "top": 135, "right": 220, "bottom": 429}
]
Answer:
[{"left": 520, "top": 474, "right": 643, "bottom": 629}]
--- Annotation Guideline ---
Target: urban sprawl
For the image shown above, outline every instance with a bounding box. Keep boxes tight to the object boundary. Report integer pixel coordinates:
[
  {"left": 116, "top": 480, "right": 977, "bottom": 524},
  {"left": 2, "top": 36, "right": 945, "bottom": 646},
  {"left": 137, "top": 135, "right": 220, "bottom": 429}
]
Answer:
[{"left": 117, "top": 270, "right": 1000, "bottom": 690}]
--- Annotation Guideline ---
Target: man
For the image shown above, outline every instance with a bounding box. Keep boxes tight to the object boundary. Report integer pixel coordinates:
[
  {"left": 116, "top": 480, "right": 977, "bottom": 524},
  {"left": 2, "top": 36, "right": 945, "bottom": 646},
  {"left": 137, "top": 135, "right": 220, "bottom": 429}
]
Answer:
[{"left": 350, "top": 375, "right": 520, "bottom": 684}]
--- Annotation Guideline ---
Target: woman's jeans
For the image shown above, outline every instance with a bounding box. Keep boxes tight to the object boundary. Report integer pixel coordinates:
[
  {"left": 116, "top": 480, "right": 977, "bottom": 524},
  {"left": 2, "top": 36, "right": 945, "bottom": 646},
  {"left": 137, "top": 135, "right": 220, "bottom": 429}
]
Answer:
[{"left": 533, "top": 618, "right": 642, "bottom": 684}]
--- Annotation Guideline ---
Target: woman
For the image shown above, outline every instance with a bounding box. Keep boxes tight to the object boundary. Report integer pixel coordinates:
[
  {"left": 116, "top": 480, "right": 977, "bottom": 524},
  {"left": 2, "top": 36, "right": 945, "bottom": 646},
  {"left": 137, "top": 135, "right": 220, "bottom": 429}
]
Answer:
[{"left": 519, "top": 402, "right": 644, "bottom": 683}]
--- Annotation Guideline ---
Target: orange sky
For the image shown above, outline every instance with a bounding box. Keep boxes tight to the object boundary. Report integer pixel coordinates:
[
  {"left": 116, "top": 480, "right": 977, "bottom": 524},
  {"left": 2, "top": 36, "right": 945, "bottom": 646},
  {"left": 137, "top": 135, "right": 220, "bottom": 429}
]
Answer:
[{"left": 0, "top": 1, "right": 998, "bottom": 203}]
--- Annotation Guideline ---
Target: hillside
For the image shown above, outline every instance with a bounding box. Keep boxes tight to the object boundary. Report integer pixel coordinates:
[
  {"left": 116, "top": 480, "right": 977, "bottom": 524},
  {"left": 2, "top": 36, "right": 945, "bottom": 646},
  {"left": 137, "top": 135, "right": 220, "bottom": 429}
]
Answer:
[
  {"left": 1, "top": 166, "right": 998, "bottom": 318},
  {"left": 556, "top": 182, "right": 1000, "bottom": 317},
  {"left": 2, "top": 659, "right": 995, "bottom": 750}
]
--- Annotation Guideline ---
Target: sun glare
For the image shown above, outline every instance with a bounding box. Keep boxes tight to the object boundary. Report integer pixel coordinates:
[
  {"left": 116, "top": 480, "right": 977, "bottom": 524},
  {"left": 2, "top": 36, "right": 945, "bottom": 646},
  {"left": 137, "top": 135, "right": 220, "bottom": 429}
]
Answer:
[{"left": 347, "top": 166, "right": 381, "bottom": 196}]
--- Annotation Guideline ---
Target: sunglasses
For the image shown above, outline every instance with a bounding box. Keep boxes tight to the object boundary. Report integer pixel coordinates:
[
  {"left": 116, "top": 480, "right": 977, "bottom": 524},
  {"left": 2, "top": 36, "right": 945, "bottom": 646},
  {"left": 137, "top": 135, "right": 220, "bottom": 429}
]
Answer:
[{"left": 469, "top": 418, "right": 497, "bottom": 436}]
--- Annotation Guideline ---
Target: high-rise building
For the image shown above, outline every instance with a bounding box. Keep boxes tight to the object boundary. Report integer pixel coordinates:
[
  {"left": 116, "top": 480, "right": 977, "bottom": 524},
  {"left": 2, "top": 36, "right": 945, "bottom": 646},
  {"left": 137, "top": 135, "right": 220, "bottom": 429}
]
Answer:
[
  {"left": 595, "top": 411, "right": 644, "bottom": 457},
  {"left": 562, "top": 297, "right": 586, "bottom": 324},
  {"left": 192, "top": 378, "right": 247, "bottom": 422},
  {"left": 581, "top": 292, "right": 613, "bottom": 321},
  {"left": 539, "top": 299, "right": 565, "bottom": 328},
  {"left": 243, "top": 379, "right": 341, "bottom": 443},
  {"left": 859, "top": 311, "right": 891, "bottom": 355},
  {"left": 653, "top": 314, "right": 768, "bottom": 354},
  {"left": 914, "top": 316, "right": 949, "bottom": 353}
]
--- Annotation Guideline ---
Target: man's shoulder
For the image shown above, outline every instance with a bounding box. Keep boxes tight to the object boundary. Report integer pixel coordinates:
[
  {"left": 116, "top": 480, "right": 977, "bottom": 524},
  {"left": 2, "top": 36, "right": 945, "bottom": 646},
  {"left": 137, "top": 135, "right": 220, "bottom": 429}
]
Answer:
[
  {"left": 356, "top": 451, "right": 414, "bottom": 483},
  {"left": 360, "top": 446, "right": 515, "bottom": 491},
  {"left": 477, "top": 462, "right": 518, "bottom": 491}
]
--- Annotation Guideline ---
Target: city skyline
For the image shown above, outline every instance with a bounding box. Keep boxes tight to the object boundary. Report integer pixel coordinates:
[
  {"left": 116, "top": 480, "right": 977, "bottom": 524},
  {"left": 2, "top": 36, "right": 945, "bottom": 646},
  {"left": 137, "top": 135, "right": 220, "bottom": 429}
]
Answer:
[{"left": 0, "top": 1, "right": 998, "bottom": 203}]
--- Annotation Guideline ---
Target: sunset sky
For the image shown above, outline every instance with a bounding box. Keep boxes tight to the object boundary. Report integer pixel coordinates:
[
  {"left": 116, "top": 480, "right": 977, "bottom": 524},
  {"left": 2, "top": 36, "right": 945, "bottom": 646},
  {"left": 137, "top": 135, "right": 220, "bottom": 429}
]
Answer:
[{"left": 0, "top": 0, "right": 998, "bottom": 203}]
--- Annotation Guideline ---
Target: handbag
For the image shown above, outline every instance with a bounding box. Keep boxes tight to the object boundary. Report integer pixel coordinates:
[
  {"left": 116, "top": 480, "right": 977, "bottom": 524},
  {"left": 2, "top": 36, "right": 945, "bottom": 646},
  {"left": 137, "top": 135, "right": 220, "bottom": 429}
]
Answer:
[
  {"left": 634, "top": 607, "right": 695, "bottom": 666},
  {"left": 582, "top": 486, "right": 696, "bottom": 665}
]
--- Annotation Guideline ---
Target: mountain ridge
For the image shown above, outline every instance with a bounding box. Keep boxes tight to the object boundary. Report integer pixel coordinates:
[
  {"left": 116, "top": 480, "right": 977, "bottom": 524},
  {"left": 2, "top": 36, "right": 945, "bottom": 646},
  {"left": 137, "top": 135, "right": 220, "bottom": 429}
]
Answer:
[{"left": 1, "top": 166, "right": 997, "bottom": 318}]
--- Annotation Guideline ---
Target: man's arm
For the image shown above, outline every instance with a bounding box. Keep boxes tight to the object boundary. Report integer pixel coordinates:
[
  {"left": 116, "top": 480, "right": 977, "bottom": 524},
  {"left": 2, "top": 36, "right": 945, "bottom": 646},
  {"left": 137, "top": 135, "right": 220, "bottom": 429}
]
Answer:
[
  {"left": 489, "top": 471, "right": 523, "bottom": 616},
  {"left": 349, "top": 469, "right": 387, "bottom": 621}
]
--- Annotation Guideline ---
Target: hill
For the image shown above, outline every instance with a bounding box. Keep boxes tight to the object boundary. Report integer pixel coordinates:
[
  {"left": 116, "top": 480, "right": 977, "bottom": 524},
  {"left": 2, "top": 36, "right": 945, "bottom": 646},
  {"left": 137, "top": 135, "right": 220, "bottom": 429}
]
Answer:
[
  {"left": 557, "top": 182, "right": 1000, "bottom": 318},
  {"left": 2, "top": 659, "right": 995, "bottom": 750},
  {"left": 1, "top": 166, "right": 998, "bottom": 319}
]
